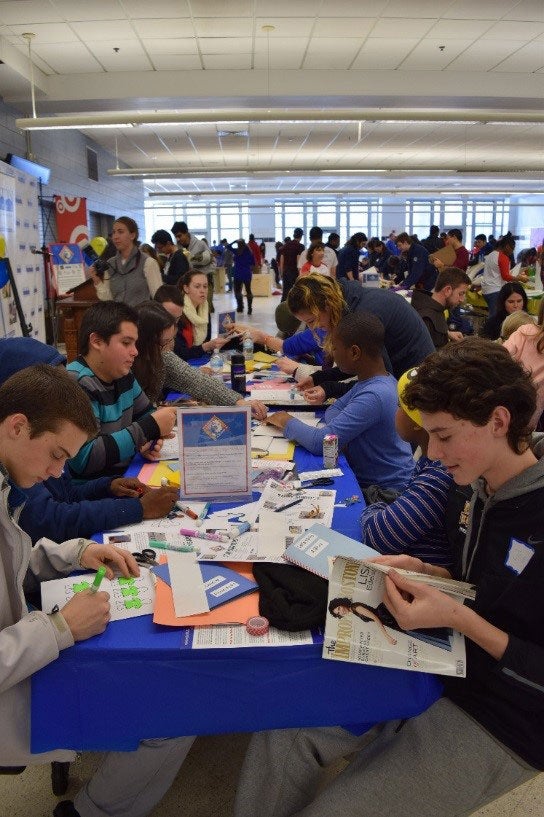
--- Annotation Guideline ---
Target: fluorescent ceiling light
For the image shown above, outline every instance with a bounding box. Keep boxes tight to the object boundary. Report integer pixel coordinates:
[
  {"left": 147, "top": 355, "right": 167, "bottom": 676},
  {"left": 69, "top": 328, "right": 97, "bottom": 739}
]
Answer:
[{"left": 15, "top": 107, "right": 544, "bottom": 131}]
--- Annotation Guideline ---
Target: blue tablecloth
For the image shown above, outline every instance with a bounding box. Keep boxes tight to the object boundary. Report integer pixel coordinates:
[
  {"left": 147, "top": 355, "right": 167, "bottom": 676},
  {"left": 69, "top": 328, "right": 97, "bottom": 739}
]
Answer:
[{"left": 31, "top": 441, "right": 441, "bottom": 752}]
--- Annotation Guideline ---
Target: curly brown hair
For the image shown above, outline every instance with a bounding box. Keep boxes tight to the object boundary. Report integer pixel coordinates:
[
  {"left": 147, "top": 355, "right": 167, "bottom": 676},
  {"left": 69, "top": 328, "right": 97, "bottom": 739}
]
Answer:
[{"left": 403, "top": 338, "right": 536, "bottom": 454}]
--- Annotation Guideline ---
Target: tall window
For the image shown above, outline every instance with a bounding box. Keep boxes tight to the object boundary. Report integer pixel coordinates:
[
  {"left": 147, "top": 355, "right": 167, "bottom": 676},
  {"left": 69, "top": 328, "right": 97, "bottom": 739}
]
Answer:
[{"left": 404, "top": 198, "right": 510, "bottom": 248}]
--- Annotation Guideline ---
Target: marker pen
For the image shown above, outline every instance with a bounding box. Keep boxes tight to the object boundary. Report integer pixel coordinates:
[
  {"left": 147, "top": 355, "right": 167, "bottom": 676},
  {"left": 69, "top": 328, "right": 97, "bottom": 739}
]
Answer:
[
  {"left": 148, "top": 539, "right": 194, "bottom": 553},
  {"left": 274, "top": 497, "right": 304, "bottom": 513},
  {"left": 90, "top": 566, "right": 107, "bottom": 593},
  {"left": 179, "top": 527, "right": 230, "bottom": 544},
  {"left": 228, "top": 520, "right": 251, "bottom": 539},
  {"left": 175, "top": 502, "right": 199, "bottom": 520}
]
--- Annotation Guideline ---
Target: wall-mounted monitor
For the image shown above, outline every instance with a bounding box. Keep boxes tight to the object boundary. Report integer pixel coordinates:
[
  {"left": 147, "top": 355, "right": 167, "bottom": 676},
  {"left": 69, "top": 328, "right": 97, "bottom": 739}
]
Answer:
[{"left": 5, "top": 153, "right": 51, "bottom": 184}]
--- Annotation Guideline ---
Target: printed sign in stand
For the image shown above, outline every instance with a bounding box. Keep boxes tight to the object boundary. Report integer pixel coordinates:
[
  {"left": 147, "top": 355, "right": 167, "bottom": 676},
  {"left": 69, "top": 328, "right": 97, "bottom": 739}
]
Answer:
[
  {"left": 48, "top": 242, "right": 86, "bottom": 295},
  {"left": 177, "top": 405, "right": 252, "bottom": 503}
]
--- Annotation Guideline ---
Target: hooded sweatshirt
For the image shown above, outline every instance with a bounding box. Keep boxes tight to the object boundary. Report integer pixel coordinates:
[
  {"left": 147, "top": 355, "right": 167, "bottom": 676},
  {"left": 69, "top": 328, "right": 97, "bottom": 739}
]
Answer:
[
  {"left": 0, "top": 337, "right": 142, "bottom": 541},
  {"left": 444, "top": 438, "right": 544, "bottom": 770}
]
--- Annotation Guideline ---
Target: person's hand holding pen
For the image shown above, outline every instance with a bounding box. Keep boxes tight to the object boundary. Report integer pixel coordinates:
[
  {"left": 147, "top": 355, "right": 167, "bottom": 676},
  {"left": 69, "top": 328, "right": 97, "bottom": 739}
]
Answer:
[
  {"left": 140, "top": 486, "right": 179, "bottom": 519},
  {"left": 109, "top": 477, "right": 150, "bottom": 497},
  {"left": 139, "top": 439, "right": 164, "bottom": 461},
  {"left": 60, "top": 544, "right": 140, "bottom": 641}
]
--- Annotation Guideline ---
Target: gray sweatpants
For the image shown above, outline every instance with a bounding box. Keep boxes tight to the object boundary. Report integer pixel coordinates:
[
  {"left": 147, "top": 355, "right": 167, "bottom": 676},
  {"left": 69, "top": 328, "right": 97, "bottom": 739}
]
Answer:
[
  {"left": 74, "top": 736, "right": 195, "bottom": 817},
  {"left": 234, "top": 699, "right": 537, "bottom": 817}
]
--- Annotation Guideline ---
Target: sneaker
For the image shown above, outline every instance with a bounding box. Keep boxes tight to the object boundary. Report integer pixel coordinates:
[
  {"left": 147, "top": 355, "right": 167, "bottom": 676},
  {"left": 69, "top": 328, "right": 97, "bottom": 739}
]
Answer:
[
  {"left": 247, "top": 308, "right": 252, "bottom": 315},
  {"left": 53, "top": 802, "right": 80, "bottom": 817},
  {"left": 236, "top": 307, "right": 243, "bottom": 313}
]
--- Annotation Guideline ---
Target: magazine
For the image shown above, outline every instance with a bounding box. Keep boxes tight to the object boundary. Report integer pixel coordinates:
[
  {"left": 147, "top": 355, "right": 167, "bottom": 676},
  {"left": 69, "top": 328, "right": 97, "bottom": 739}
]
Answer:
[{"left": 323, "top": 557, "right": 467, "bottom": 677}]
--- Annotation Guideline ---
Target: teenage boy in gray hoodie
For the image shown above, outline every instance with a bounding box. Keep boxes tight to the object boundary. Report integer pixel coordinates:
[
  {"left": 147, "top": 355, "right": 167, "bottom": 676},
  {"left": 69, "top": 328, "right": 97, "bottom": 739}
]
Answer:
[{"left": 0, "top": 365, "right": 194, "bottom": 817}]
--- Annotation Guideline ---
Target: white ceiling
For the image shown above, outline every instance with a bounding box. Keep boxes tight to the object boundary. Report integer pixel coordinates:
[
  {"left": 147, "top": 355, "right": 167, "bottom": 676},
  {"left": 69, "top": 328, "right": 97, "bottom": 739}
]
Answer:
[{"left": 0, "top": 0, "right": 543, "bottom": 197}]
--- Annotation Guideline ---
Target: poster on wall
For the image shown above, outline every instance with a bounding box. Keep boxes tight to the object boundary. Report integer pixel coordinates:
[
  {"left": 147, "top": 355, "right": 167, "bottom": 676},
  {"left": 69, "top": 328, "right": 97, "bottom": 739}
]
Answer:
[
  {"left": 54, "top": 195, "right": 89, "bottom": 244},
  {"left": 0, "top": 162, "right": 44, "bottom": 340},
  {"left": 0, "top": 259, "right": 18, "bottom": 337}
]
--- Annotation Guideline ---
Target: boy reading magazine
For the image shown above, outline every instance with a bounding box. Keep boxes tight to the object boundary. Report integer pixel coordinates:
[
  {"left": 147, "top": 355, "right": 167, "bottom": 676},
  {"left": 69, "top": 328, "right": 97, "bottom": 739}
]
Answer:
[{"left": 234, "top": 338, "right": 544, "bottom": 817}]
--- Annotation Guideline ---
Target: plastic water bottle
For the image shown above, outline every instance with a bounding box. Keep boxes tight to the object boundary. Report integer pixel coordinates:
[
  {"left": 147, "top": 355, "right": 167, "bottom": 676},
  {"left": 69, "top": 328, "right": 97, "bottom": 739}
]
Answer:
[
  {"left": 242, "top": 334, "right": 254, "bottom": 361},
  {"left": 209, "top": 349, "right": 223, "bottom": 379}
]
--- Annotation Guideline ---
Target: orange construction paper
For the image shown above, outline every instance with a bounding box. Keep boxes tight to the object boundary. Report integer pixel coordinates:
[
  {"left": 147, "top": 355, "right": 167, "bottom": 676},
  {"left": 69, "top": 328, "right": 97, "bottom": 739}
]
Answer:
[{"left": 153, "top": 561, "right": 259, "bottom": 627}]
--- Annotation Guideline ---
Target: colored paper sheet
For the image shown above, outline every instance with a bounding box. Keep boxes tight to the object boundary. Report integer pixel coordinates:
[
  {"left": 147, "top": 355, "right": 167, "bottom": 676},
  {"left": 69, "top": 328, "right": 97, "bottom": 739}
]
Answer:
[
  {"left": 153, "top": 562, "right": 259, "bottom": 626},
  {"left": 138, "top": 461, "right": 181, "bottom": 488},
  {"left": 253, "top": 351, "right": 277, "bottom": 364}
]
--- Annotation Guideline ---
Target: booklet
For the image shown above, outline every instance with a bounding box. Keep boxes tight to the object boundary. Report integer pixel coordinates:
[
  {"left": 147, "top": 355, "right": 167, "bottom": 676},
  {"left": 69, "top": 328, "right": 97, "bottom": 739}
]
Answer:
[
  {"left": 284, "top": 523, "right": 377, "bottom": 579},
  {"left": 323, "top": 557, "right": 467, "bottom": 677}
]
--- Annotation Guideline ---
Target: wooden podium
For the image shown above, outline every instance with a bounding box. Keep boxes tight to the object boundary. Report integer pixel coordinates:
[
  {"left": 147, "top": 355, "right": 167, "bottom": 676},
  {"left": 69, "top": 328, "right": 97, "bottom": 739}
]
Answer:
[{"left": 56, "top": 278, "right": 98, "bottom": 363}]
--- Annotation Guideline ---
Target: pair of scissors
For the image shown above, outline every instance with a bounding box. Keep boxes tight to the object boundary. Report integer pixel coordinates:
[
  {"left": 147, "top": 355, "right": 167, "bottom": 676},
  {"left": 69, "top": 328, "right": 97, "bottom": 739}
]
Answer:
[{"left": 131, "top": 548, "right": 158, "bottom": 567}]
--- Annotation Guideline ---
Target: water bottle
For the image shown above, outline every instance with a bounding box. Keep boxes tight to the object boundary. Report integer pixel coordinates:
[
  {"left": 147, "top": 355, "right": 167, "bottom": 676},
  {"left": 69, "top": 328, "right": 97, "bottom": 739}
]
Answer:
[
  {"left": 209, "top": 349, "right": 223, "bottom": 379},
  {"left": 242, "top": 334, "right": 254, "bottom": 361},
  {"left": 230, "top": 353, "right": 247, "bottom": 395}
]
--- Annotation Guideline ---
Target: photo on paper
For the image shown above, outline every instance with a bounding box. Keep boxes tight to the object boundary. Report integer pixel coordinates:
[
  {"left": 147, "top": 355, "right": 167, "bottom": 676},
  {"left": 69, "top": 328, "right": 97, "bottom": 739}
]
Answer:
[{"left": 202, "top": 415, "right": 228, "bottom": 441}]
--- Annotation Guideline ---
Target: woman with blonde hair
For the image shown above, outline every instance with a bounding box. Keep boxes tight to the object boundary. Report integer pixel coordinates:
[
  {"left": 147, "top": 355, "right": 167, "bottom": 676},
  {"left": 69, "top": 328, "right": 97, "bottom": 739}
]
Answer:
[
  {"left": 504, "top": 297, "right": 544, "bottom": 428},
  {"left": 284, "top": 274, "right": 433, "bottom": 401}
]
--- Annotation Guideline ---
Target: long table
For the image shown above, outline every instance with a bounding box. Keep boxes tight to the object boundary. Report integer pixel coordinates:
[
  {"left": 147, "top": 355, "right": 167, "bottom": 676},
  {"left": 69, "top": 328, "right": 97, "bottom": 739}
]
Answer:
[{"left": 31, "top": 446, "right": 441, "bottom": 753}]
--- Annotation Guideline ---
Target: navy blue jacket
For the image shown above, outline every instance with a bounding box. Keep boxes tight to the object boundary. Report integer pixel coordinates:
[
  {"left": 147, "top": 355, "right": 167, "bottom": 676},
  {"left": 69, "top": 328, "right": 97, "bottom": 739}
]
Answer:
[
  {"left": 19, "top": 473, "right": 143, "bottom": 544},
  {"left": 312, "top": 281, "right": 434, "bottom": 386},
  {"left": 402, "top": 243, "right": 437, "bottom": 290}
]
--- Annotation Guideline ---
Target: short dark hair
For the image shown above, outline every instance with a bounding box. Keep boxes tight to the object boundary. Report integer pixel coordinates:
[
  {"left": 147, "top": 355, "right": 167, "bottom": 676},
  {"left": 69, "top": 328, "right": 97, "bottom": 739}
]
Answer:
[
  {"left": 293, "top": 228, "right": 303, "bottom": 239},
  {"left": 0, "top": 364, "right": 97, "bottom": 439},
  {"left": 334, "top": 311, "right": 385, "bottom": 359},
  {"left": 309, "top": 226, "right": 323, "bottom": 241},
  {"left": 474, "top": 233, "right": 487, "bottom": 243},
  {"left": 434, "top": 267, "right": 471, "bottom": 292},
  {"left": 151, "top": 229, "right": 173, "bottom": 246},
  {"left": 447, "top": 228, "right": 463, "bottom": 242},
  {"left": 154, "top": 284, "right": 183, "bottom": 307},
  {"left": 403, "top": 338, "right": 536, "bottom": 454},
  {"left": 79, "top": 301, "right": 138, "bottom": 356},
  {"left": 395, "top": 232, "right": 411, "bottom": 245},
  {"left": 171, "top": 221, "right": 188, "bottom": 235}
]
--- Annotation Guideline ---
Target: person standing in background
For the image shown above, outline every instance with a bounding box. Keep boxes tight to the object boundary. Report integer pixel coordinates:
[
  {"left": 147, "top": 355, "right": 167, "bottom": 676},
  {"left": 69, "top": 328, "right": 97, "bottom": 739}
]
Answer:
[{"left": 280, "top": 227, "right": 305, "bottom": 302}]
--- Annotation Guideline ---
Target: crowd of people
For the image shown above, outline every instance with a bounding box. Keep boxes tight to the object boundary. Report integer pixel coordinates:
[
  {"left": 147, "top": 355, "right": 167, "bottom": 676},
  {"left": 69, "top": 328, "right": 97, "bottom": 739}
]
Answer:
[{"left": 1, "top": 214, "right": 543, "bottom": 817}]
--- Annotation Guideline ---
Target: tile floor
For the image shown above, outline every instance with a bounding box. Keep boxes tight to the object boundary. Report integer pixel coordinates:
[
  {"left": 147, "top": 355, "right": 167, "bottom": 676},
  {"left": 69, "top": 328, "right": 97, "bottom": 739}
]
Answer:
[{"left": 2, "top": 283, "right": 542, "bottom": 816}]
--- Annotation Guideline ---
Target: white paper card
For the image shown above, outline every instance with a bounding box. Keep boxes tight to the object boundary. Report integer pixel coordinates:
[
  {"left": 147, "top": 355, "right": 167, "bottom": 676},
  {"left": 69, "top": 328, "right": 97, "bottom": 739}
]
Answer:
[{"left": 167, "top": 551, "right": 209, "bottom": 617}]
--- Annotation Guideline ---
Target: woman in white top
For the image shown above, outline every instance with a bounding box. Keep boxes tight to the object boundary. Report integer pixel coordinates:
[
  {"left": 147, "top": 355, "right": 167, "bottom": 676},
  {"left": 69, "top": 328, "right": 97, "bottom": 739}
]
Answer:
[
  {"left": 480, "top": 236, "right": 527, "bottom": 316},
  {"left": 299, "top": 243, "right": 330, "bottom": 277},
  {"left": 91, "top": 217, "right": 162, "bottom": 306}
]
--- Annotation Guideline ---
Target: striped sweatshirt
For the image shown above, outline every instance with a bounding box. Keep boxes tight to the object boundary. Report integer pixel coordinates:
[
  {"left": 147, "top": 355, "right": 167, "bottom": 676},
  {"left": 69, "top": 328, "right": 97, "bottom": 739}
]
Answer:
[
  {"left": 67, "top": 357, "right": 159, "bottom": 479},
  {"left": 360, "top": 456, "right": 454, "bottom": 569}
]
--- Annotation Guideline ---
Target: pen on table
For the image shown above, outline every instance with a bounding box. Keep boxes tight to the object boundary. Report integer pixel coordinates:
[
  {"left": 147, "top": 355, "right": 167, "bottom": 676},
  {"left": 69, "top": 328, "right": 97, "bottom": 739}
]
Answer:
[
  {"left": 274, "top": 497, "right": 304, "bottom": 513},
  {"left": 90, "top": 566, "right": 107, "bottom": 593},
  {"left": 175, "top": 502, "right": 199, "bottom": 520},
  {"left": 179, "top": 527, "right": 230, "bottom": 544},
  {"left": 148, "top": 538, "right": 194, "bottom": 553}
]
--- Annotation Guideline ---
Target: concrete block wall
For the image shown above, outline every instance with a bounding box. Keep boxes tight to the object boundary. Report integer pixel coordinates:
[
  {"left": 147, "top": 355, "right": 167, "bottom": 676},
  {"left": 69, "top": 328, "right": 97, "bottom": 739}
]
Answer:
[{"left": 0, "top": 98, "right": 145, "bottom": 235}]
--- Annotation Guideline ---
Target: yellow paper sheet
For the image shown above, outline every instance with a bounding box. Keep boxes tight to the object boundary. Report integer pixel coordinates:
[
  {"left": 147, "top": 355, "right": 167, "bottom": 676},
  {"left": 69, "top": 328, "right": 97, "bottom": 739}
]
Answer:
[
  {"left": 138, "top": 461, "right": 180, "bottom": 487},
  {"left": 251, "top": 441, "right": 295, "bottom": 461},
  {"left": 253, "top": 351, "right": 277, "bottom": 364}
]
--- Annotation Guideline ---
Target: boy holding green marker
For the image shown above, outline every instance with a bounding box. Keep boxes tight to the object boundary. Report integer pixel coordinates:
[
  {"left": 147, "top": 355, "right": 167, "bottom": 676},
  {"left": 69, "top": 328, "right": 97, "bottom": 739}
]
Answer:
[{"left": 0, "top": 365, "right": 194, "bottom": 817}]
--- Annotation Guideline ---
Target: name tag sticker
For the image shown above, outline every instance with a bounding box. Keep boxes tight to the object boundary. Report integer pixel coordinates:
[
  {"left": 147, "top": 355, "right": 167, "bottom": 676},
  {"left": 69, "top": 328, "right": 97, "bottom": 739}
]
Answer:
[{"left": 505, "top": 538, "right": 534, "bottom": 575}]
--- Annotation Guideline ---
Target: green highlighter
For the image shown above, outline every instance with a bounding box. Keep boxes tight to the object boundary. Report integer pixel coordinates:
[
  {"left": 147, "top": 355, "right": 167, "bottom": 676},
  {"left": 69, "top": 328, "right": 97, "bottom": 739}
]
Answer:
[{"left": 90, "top": 566, "right": 107, "bottom": 593}]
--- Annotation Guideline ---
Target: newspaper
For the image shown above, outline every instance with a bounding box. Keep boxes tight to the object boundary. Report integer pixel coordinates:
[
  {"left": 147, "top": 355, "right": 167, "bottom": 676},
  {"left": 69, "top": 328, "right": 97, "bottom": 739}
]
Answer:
[{"left": 323, "top": 557, "right": 467, "bottom": 677}]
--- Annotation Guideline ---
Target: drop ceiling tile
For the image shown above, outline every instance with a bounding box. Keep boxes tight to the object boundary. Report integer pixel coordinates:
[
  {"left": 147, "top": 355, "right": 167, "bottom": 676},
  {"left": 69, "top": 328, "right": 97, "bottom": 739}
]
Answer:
[
  {"left": 141, "top": 38, "right": 198, "bottom": 55},
  {"left": 381, "top": 0, "right": 452, "bottom": 15},
  {"left": 254, "top": 17, "right": 315, "bottom": 37},
  {"left": 0, "top": 1, "right": 63, "bottom": 25},
  {"left": 255, "top": 0, "right": 321, "bottom": 15},
  {"left": 51, "top": 0, "right": 127, "bottom": 22},
  {"left": 351, "top": 38, "right": 420, "bottom": 68},
  {"left": 253, "top": 37, "right": 307, "bottom": 54},
  {"left": 305, "top": 37, "right": 365, "bottom": 57},
  {"left": 320, "top": 1, "right": 388, "bottom": 15},
  {"left": 503, "top": 1, "right": 544, "bottom": 21},
  {"left": 198, "top": 37, "right": 252, "bottom": 54},
  {"left": 483, "top": 20, "right": 544, "bottom": 39},
  {"left": 304, "top": 51, "right": 362, "bottom": 69},
  {"left": 493, "top": 41, "right": 544, "bottom": 71},
  {"left": 253, "top": 51, "right": 305, "bottom": 68},
  {"left": 193, "top": 18, "right": 253, "bottom": 37},
  {"left": 190, "top": 0, "right": 253, "bottom": 15},
  {"left": 70, "top": 21, "right": 133, "bottom": 40},
  {"left": 203, "top": 53, "right": 252, "bottom": 69},
  {"left": 8, "top": 22, "right": 79, "bottom": 42},
  {"left": 31, "top": 43, "right": 103, "bottom": 72},
  {"left": 401, "top": 38, "right": 475, "bottom": 68},
  {"left": 442, "top": 0, "right": 521, "bottom": 20},
  {"left": 370, "top": 17, "right": 436, "bottom": 37},
  {"left": 445, "top": 39, "right": 521, "bottom": 70},
  {"left": 312, "top": 18, "right": 376, "bottom": 37},
  {"left": 122, "top": 0, "right": 191, "bottom": 17},
  {"left": 98, "top": 53, "right": 153, "bottom": 71},
  {"left": 426, "top": 19, "right": 494, "bottom": 39},
  {"left": 90, "top": 38, "right": 146, "bottom": 56},
  {"left": 133, "top": 19, "right": 194, "bottom": 38}
]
